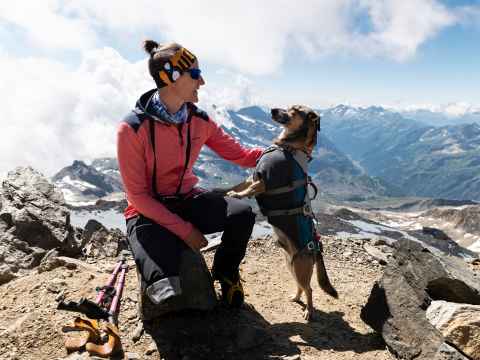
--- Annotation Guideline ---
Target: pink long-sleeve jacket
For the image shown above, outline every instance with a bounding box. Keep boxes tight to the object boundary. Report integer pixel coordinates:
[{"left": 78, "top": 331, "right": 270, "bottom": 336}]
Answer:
[{"left": 117, "top": 89, "right": 263, "bottom": 241}]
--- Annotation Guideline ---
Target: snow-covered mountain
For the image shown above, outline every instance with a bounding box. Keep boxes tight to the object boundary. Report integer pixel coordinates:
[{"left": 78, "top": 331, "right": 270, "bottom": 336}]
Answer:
[
  {"left": 52, "top": 106, "right": 397, "bottom": 206},
  {"left": 321, "top": 105, "right": 480, "bottom": 201},
  {"left": 52, "top": 160, "right": 123, "bottom": 205},
  {"left": 400, "top": 108, "right": 480, "bottom": 127},
  {"left": 53, "top": 103, "right": 480, "bottom": 206}
]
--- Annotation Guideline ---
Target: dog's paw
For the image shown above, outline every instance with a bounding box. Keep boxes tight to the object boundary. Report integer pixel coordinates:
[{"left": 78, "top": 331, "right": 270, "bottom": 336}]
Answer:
[
  {"left": 290, "top": 294, "right": 301, "bottom": 303},
  {"left": 226, "top": 191, "right": 241, "bottom": 198},
  {"left": 303, "top": 308, "right": 313, "bottom": 321}
]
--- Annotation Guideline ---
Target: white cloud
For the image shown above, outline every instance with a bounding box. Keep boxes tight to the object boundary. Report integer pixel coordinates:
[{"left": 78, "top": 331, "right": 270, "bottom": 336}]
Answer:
[
  {"left": 0, "top": 0, "right": 477, "bottom": 178},
  {"left": 0, "top": 0, "right": 98, "bottom": 51},
  {"left": 0, "top": 0, "right": 469, "bottom": 75},
  {"left": 360, "top": 0, "right": 455, "bottom": 60},
  {"left": 0, "top": 49, "right": 271, "bottom": 178},
  {"left": 0, "top": 49, "right": 151, "bottom": 177},
  {"left": 199, "top": 70, "right": 263, "bottom": 110}
]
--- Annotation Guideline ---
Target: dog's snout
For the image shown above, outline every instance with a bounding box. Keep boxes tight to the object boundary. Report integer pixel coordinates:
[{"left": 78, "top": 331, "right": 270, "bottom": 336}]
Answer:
[{"left": 271, "top": 108, "right": 281, "bottom": 119}]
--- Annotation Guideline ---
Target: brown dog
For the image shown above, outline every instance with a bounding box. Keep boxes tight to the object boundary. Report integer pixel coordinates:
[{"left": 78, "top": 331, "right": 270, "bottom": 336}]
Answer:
[{"left": 227, "top": 105, "right": 338, "bottom": 320}]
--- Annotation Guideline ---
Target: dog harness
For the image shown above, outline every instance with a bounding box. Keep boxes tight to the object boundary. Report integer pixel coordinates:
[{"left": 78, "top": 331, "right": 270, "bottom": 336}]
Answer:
[{"left": 254, "top": 145, "right": 321, "bottom": 253}]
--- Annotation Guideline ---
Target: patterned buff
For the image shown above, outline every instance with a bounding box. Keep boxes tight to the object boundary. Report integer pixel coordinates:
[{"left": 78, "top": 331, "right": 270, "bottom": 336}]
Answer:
[
  {"left": 148, "top": 91, "right": 189, "bottom": 125},
  {"left": 157, "top": 47, "right": 197, "bottom": 88}
]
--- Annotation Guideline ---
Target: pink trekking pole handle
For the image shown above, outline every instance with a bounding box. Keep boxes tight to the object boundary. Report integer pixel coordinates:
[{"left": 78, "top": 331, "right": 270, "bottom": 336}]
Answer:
[
  {"left": 95, "top": 260, "right": 123, "bottom": 304},
  {"left": 108, "top": 264, "right": 128, "bottom": 323}
]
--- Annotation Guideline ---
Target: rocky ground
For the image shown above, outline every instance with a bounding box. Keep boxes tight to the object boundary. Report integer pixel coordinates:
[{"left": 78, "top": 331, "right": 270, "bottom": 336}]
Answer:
[
  {"left": 2, "top": 168, "right": 479, "bottom": 360},
  {"left": 0, "top": 234, "right": 393, "bottom": 360}
]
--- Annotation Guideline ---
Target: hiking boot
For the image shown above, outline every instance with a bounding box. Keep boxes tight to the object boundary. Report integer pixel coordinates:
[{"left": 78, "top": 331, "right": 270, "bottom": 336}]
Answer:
[{"left": 217, "top": 272, "right": 244, "bottom": 308}]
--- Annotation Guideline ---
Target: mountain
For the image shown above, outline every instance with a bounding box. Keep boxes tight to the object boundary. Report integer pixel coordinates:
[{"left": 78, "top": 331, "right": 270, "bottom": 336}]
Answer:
[
  {"left": 52, "top": 160, "right": 123, "bottom": 205},
  {"left": 52, "top": 106, "right": 398, "bottom": 205},
  {"left": 321, "top": 105, "right": 480, "bottom": 201},
  {"left": 400, "top": 108, "right": 480, "bottom": 127}
]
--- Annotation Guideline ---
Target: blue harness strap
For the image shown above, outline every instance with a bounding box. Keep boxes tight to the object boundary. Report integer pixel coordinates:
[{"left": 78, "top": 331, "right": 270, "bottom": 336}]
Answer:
[{"left": 256, "top": 145, "right": 321, "bottom": 253}]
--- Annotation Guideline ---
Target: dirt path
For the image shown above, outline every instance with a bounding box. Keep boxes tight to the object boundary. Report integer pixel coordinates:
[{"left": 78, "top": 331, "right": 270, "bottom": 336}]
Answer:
[{"left": 0, "top": 235, "right": 393, "bottom": 360}]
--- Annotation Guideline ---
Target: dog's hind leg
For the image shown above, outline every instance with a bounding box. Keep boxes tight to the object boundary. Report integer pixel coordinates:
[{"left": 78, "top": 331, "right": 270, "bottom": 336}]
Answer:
[
  {"left": 292, "top": 253, "right": 315, "bottom": 321},
  {"left": 285, "top": 254, "right": 303, "bottom": 302}
]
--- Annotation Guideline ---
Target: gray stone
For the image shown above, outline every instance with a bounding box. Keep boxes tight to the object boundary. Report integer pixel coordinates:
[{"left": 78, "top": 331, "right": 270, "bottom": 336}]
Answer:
[
  {"left": 361, "top": 239, "right": 480, "bottom": 360},
  {"left": 124, "top": 352, "right": 142, "bottom": 359},
  {"left": 434, "top": 343, "right": 470, "bottom": 360},
  {"left": 81, "top": 219, "right": 127, "bottom": 259},
  {"left": 145, "top": 342, "right": 158, "bottom": 355},
  {"left": 427, "top": 300, "right": 480, "bottom": 360},
  {"left": 59, "top": 351, "right": 91, "bottom": 360},
  {"left": 0, "top": 167, "right": 85, "bottom": 284},
  {"left": 363, "top": 243, "right": 389, "bottom": 265},
  {"left": 138, "top": 249, "right": 217, "bottom": 321}
]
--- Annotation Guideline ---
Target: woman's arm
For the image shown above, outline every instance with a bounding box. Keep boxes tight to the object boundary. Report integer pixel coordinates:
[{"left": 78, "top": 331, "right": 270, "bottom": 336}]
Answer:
[{"left": 205, "top": 120, "right": 263, "bottom": 168}]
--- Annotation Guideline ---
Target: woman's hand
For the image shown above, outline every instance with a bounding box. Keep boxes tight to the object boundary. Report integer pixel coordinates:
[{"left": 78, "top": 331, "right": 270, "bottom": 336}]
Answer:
[{"left": 184, "top": 226, "right": 208, "bottom": 251}]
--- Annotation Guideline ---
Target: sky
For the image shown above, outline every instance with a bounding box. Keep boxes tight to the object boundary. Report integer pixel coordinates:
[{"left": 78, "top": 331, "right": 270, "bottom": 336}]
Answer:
[{"left": 1, "top": 0, "right": 479, "bottom": 177}]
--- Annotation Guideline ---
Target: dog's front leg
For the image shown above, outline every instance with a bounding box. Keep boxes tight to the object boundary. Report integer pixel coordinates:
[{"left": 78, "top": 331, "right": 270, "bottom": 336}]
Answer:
[{"left": 227, "top": 178, "right": 265, "bottom": 198}]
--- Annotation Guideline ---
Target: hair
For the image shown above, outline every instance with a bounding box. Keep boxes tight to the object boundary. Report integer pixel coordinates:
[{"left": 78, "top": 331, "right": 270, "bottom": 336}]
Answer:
[{"left": 142, "top": 40, "right": 183, "bottom": 88}]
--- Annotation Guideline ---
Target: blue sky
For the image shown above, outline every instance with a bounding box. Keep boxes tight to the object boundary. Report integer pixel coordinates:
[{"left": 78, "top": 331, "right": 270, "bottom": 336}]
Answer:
[{"left": 1, "top": 0, "right": 479, "bottom": 176}]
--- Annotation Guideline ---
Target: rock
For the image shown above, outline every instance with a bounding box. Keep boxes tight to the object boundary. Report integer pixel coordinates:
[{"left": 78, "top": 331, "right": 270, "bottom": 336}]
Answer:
[
  {"left": 138, "top": 249, "right": 217, "bottom": 321},
  {"left": 434, "top": 343, "right": 471, "bottom": 359},
  {"left": 423, "top": 227, "right": 450, "bottom": 241},
  {"left": 361, "top": 239, "right": 480, "bottom": 360},
  {"left": 0, "top": 265, "right": 17, "bottom": 285},
  {"left": 363, "top": 243, "right": 389, "bottom": 265},
  {"left": 281, "top": 355, "right": 301, "bottom": 360},
  {"left": 427, "top": 300, "right": 480, "bottom": 360},
  {"left": 124, "top": 352, "right": 142, "bottom": 359},
  {"left": 60, "top": 351, "right": 91, "bottom": 360},
  {"left": 372, "top": 238, "right": 388, "bottom": 246},
  {"left": 145, "top": 342, "right": 158, "bottom": 355},
  {"left": 81, "top": 219, "right": 127, "bottom": 259},
  {"left": 37, "top": 249, "right": 62, "bottom": 273},
  {"left": 0, "top": 167, "right": 84, "bottom": 284}
]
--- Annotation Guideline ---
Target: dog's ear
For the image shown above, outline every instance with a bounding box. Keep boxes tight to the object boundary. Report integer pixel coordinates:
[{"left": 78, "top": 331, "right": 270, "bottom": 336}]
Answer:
[{"left": 307, "top": 111, "right": 319, "bottom": 121}]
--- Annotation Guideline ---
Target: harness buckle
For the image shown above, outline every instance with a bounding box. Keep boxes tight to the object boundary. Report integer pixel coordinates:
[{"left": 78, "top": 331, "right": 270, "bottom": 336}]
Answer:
[
  {"left": 303, "top": 203, "right": 313, "bottom": 216},
  {"left": 306, "top": 240, "right": 322, "bottom": 253},
  {"left": 307, "top": 241, "right": 315, "bottom": 251}
]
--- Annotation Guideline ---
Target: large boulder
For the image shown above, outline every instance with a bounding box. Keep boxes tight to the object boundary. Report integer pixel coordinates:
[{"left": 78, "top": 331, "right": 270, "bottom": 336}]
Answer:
[
  {"left": 0, "top": 167, "right": 83, "bottom": 284},
  {"left": 137, "top": 249, "right": 217, "bottom": 321},
  {"left": 81, "top": 219, "right": 127, "bottom": 259},
  {"left": 427, "top": 300, "right": 480, "bottom": 360},
  {"left": 361, "top": 239, "right": 480, "bottom": 359}
]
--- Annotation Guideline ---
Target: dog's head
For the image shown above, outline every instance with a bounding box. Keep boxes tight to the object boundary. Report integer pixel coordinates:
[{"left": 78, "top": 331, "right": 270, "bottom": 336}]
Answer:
[{"left": 271, "top": 105, "right": 321, "bottom": 153}]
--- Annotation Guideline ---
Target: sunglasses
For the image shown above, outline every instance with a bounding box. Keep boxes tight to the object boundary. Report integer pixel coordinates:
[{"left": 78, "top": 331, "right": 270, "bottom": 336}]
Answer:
[{"left": 185, "top": 68, "right": 202, "bottom": 80}]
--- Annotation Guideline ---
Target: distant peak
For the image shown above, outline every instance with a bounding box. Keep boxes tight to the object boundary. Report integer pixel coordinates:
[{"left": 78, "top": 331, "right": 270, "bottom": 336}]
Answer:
[{"left": 72, "top": 160, "right": 88, "bottom": 168}]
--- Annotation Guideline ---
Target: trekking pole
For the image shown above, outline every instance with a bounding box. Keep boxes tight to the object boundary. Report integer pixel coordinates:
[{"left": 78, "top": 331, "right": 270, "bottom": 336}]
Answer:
[
  {"left": 108, "top": 262, "right": 128, "bottom": 325},
  {"left": 86, "top": 262, "right": 128, "bottom": 357},
  {"left": 58, "top": 258, "right": 126, "bottom": 353},
  {"left": 95, "top": 259, "right": 124, "bottom": 305},
  {"left": 58, "top": 258, "right": 125, "bottom": 319}
]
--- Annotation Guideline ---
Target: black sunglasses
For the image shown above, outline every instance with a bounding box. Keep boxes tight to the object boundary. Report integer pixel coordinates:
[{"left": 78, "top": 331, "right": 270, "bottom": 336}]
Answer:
[{"left": 185, "top": 68, "right": 202, "bottom": 80}]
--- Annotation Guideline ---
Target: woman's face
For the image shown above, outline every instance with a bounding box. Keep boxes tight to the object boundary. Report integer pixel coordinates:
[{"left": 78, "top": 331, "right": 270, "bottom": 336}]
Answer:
[{"left": 171, "top": 60, "right": 205, "bottom": 103}]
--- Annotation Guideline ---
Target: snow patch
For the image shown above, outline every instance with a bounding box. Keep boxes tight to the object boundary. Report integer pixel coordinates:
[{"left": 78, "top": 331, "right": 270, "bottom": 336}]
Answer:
[{"left": 60, "top": 175, "right": 97, "bottom": 190}]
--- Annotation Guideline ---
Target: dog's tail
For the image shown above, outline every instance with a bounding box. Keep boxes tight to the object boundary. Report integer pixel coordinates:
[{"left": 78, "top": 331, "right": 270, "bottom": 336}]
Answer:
[{"left": 315, "top": 252, "right": 338, "bottom": 298}]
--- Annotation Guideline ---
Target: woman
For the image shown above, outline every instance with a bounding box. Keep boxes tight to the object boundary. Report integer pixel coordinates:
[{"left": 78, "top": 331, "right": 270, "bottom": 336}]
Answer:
[{"left": 117, "top": 40, "right": 263, "bottom": 308}]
